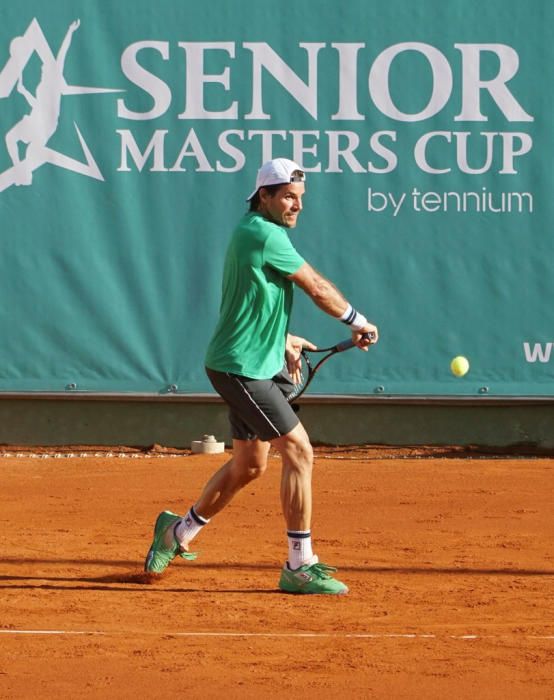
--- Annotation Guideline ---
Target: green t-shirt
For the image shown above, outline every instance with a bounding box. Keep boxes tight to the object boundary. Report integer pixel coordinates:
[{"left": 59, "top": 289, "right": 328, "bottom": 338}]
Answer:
[{"left": 205, "top": 212, "right": 305, "bottom": 379}]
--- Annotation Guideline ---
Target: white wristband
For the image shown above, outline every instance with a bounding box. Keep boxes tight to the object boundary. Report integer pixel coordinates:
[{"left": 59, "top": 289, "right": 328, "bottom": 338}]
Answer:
[
  {"left": 340, "top": 304, "right": 367, "bottom": 331},
  {"left": 339, "top": 304, "right": 354, "bottom": 322},
  {"left": 349, "top": 311, "right": 368, "bottom": 332}
]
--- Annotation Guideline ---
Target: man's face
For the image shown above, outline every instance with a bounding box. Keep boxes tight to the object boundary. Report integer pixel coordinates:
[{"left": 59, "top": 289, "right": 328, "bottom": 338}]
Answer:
[{"left": 259, "top": 182, "right": 305, "bottom": 228}]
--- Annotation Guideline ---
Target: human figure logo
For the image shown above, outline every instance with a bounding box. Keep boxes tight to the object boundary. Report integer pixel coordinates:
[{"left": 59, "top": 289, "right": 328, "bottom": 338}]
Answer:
[{"left": 0, "top": 18, "right": 122, "bottom": 192}]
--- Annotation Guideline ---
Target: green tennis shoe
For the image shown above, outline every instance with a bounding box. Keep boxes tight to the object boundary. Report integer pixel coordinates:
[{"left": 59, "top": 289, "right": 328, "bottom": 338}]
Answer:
[
  {"left": 144, "top": 510, "right": 197, "bottom": 574},
  {"left": 278, "top": 557, "right": 348, "bottom": 595}
]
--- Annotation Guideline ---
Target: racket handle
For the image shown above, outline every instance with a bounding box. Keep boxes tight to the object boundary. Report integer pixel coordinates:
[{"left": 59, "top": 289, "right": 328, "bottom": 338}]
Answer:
[{"left": 335, "top": 331, "right": 376, "bottom": 352}]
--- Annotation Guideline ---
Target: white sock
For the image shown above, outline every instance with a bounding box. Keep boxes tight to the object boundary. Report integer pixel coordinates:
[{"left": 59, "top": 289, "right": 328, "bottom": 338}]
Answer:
[
  {"left": 287, "top": 530, "right": 314, "bottom": 570},
  {"left": 175, "top": 506, "right": 209, "bottom": 547}
]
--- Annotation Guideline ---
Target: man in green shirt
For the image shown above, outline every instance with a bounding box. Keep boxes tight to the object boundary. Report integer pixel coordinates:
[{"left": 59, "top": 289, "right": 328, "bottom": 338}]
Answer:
[{"left": 145, "top": 158, "right": 378, "bottom": 594}]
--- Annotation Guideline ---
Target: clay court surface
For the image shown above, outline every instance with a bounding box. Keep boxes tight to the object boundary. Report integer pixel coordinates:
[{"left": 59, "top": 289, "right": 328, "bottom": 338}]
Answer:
[{"left": 0, "top": 445, "right": 553, "bottom": 698}]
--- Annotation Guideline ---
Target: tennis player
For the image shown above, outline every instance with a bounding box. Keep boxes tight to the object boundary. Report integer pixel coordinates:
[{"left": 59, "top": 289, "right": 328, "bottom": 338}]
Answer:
[{"left": 145, "top": 158, "right": 378, "bottom": 594}]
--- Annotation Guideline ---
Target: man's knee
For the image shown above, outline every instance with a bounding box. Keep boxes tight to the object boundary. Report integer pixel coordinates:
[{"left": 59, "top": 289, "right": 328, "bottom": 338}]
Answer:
[
  {"left": 244, "top": 461, "right": 268, "bottom": 481},
  {"left": 272, "top": 424, "right": 313, "bottom": 470},
  {"left": 232, "top": 440, "right": 270, "bottom": 484},
  {"left": 231, "top": 458, "right": 268, "bottom": 486}
]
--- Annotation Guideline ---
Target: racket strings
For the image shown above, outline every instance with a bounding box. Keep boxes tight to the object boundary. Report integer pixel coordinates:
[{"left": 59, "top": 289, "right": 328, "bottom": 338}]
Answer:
[{"left": 288, "top": 352, "right": 311, "bottom": 401}]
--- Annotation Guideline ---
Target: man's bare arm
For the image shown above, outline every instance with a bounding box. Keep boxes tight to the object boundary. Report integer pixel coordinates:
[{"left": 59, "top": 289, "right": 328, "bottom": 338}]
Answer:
[
  {"left": 288, "top": 262, "right": 379, "bottom": 348},
  {"left": 288, "top": 262, "right": 348, "bottom": 317}
]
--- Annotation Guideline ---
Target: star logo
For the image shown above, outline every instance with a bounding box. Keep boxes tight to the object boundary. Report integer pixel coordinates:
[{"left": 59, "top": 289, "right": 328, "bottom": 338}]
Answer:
[{"left": 0, "top": 18, "right": 122, "bottom": 192}]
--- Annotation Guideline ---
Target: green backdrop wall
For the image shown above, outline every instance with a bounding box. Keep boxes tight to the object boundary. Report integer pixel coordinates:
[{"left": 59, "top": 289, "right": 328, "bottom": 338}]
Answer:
[{"left": 0, "top": 0, "right": 551, "bottom": 397}]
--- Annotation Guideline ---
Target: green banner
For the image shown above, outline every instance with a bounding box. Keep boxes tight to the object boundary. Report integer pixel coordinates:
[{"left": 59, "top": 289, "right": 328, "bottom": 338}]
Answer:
[{"left": 0, "top": 0, "right": 552, "bottom": 396}]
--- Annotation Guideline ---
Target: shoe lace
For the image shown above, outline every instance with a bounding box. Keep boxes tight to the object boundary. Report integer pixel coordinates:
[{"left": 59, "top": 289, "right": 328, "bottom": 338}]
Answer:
[
  {"left": 308, "top": 562, "right": 338, "bottom": 579},
  {"left": 178, "top": 549, "right": 198, "bottom": 561}
]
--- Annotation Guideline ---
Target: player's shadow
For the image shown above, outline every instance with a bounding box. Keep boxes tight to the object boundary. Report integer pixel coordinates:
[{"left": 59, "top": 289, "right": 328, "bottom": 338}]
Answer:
[
  {"left": 0, "top": 562, "right": 553, "bottom": 595},
  {"left": 0, "top": 572, "right": 274, "bottom": 594},
  {"left": 2, "top": 557, "right": 139, "bottom": 568},
  {"left": 2, "top": 557, "right": 554, "bottom": 577}
]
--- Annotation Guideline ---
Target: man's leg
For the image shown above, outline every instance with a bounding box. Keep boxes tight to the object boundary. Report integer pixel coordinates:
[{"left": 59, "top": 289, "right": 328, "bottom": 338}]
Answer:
[
  {"left": 272, "top": 422, "right": 313, "bottom": 531},
  {"left": 272, "top": 422, "right": 348, "bottom": 595},
  {"left": 144, "top": 439, "right": 270, "bottom": 574},
  {"left": 193, "top": 438, "right": 271, "bottom": 519}
]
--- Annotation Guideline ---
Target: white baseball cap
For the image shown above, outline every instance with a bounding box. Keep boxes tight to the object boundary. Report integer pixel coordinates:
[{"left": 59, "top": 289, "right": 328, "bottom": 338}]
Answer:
[{"left": 246, "top": 158, "right": 305, "bottom": 201}]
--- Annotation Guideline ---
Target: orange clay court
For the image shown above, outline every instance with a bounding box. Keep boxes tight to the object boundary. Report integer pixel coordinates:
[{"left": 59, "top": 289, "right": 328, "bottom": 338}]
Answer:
[{"left": 0, "top": 445, "right": 553, "bottom": 699}]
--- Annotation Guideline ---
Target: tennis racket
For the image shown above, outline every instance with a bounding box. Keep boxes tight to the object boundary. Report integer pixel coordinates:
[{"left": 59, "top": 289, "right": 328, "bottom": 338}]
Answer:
[{"left": 287, "top": 331, "right": 375, "bottom": 403}]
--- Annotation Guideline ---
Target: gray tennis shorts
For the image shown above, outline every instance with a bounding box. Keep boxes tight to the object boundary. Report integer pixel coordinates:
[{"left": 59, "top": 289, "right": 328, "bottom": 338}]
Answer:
[{"left": 206, "top": 366, "right": 300, "bottom": 441}]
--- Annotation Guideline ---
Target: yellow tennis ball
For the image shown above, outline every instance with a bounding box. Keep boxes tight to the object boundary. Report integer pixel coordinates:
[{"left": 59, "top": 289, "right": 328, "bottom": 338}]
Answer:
[{"left": 450, "top": 356, "right": 469, "bottom": 377}]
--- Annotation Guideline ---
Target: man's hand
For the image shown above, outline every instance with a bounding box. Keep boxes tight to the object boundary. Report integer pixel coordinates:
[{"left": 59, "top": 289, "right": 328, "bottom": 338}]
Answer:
[
  {"left": 285, "top": 334, "right": 317, "bottom": 384},
  {"left": 353, "top": 323, "right": 379, "bottom": 351}
]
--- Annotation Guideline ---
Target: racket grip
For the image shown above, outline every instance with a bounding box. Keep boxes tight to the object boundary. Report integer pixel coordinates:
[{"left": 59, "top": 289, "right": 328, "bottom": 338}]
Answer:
[{"left": 336, "top": 331, "right": 376, "bottom": 352}]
